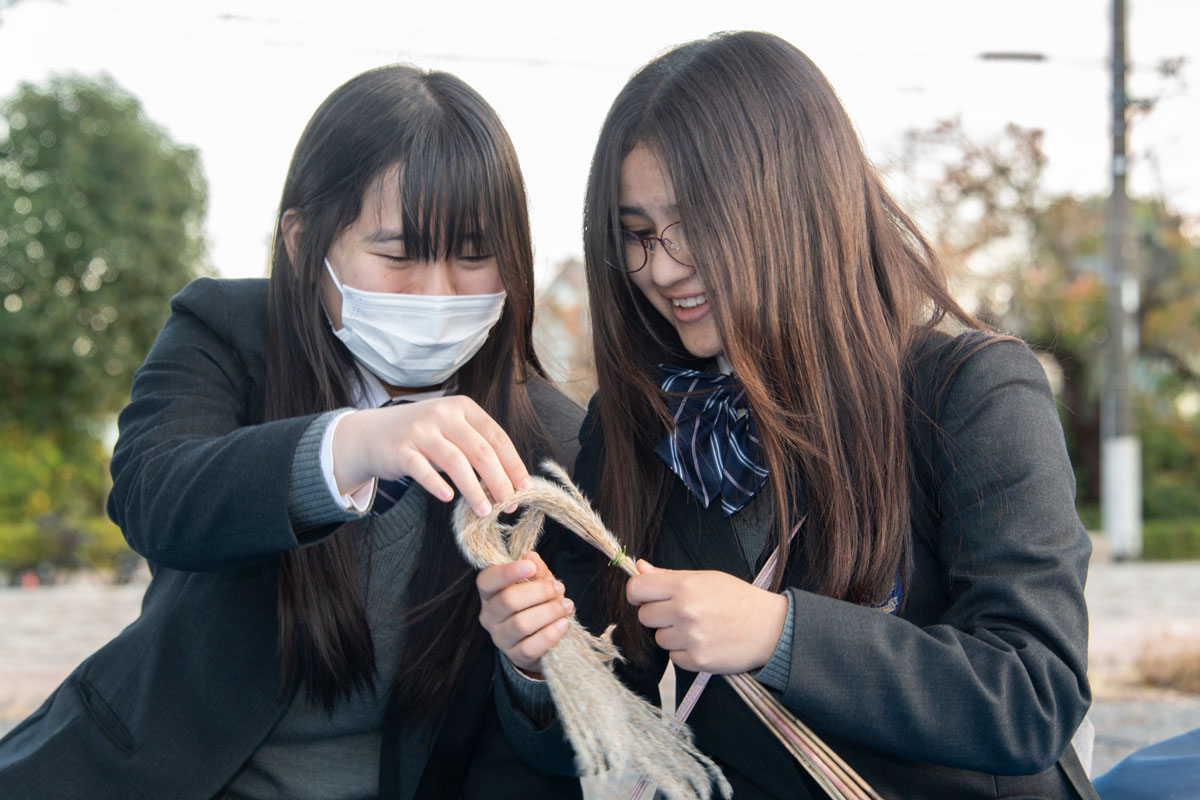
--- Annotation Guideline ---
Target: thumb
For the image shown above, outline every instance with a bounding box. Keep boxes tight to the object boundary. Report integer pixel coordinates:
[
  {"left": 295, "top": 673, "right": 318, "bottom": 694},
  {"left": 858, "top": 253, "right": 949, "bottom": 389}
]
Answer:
[
  {"left": 635, "top": 558, "right": 664, "bottom": 574},
  {"left": 525, "top": 550, "right": 554, "bottom": 580}
]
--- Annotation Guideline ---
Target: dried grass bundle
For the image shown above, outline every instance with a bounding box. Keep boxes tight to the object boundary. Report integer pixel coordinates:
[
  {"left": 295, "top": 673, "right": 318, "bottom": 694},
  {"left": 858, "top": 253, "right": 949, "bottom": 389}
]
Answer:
[{"left": 454, "top": 462, "right": 731, "bottom": 800}]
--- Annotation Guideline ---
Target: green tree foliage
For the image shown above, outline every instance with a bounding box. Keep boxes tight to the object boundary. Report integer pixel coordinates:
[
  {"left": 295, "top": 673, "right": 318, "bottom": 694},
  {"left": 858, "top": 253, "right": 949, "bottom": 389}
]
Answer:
[
  {"left": 0, "top": 74, "right": 208, "bottom": 574},
  {"left": 894, "top": 119, "right": 1200, "bottom": 519},
  {"left": 0, "top": 425, "right": 130, "bottom": 577},
  {"left": 0, "top": 73, "right": 209, "bottom": 445}
]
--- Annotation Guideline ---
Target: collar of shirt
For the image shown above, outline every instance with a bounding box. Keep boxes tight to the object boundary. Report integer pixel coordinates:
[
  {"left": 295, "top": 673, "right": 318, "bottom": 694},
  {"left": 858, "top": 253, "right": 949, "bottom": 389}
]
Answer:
[{"left": 352, "top": 363, "right": 447, "bottom": 410}]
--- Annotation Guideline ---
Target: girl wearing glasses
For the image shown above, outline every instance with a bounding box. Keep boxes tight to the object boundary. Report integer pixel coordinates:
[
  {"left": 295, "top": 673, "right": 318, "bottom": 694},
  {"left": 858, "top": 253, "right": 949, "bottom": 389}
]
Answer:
[
  {"left": 0, "top": 66, "right": 582, "bottom": 799},
  {"left": 477, "top": 31, "right": 1096, "bottom": 799}
]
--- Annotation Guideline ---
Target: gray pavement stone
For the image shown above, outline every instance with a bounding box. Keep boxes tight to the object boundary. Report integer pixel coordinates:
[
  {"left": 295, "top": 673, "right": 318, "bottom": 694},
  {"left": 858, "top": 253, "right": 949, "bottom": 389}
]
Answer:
[{"left": 0, "top": 576, "right": 146, "bottom": 727}]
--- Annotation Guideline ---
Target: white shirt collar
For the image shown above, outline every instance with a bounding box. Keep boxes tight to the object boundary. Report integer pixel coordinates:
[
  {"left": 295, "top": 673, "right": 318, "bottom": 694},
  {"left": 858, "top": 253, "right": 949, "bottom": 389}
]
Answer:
[{"left": 353, "top": 363, "right": 446, "bottom": 409}]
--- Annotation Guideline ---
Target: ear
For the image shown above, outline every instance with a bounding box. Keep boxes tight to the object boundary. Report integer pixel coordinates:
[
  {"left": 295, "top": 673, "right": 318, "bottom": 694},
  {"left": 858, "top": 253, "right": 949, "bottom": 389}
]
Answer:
[{"left": 280, "top": 209, "right": 304, "bottom": 266}]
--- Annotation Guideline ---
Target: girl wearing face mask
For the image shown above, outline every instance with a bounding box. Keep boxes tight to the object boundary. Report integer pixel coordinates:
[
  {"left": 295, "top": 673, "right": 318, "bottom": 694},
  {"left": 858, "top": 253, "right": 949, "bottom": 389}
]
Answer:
[
  {"left": 477, "top": 32, "right": 1098, "bottom": 800},
  {"left": 0, "top": 66, "right": 582, "bottom": 800}
]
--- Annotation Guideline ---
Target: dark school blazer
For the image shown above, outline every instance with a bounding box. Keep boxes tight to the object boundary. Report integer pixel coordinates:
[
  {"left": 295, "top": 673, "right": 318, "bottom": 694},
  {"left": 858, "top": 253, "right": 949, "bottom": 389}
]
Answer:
[
  {"left": 498, "top": 332, "right": 1098, "bottom": 799},
  {"left": 0, "top": 278, "right": 584, "bottom": 800}
]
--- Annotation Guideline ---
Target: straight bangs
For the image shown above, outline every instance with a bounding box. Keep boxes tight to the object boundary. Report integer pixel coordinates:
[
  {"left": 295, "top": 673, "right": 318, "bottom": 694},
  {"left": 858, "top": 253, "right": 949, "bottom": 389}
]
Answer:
[
  {"left": 389, "top": 72, "right": 537, "bottom": 388},
  {"left": 394, "top": 133, "right": 497, "bottom": 265}
]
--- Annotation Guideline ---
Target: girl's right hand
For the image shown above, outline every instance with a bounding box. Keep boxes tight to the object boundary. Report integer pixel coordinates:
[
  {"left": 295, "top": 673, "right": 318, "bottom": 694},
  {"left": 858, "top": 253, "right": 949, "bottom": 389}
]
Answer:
[
  {"left": 476, "top": 551, "right": 574, "bottom": 674},
  {"left": 331, "top": 395, "right": 531, "bottom": 517}
]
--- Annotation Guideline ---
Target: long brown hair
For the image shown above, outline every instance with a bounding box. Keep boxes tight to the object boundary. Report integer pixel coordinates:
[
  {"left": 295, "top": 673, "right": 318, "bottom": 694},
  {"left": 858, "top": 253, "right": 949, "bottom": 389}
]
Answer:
[
  {"left": 265, "top": 65, "right": 551, "bottom": 725},
  {"left": 583, "top": 32, "right": 983, "bottom": 663}
]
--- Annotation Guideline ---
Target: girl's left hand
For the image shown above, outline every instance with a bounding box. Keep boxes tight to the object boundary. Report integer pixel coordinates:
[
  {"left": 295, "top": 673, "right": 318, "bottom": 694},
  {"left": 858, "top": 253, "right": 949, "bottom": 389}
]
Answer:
[{"left": 626, "top": 560, "right": 789, "bottom": 675}]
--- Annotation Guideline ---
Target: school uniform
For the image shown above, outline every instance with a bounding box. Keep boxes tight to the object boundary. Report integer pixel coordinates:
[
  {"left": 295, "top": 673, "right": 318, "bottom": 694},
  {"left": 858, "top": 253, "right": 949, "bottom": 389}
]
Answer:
[
  {"left": 0, "top": 277, "right": 584, "bottom": 800},
  {"left": 498, "top": 332, "right": 1098, "bottom": 799}
]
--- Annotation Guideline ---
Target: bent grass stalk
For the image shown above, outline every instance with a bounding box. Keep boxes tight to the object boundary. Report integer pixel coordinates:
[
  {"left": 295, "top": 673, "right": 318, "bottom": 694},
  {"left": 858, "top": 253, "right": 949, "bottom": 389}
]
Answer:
[{"left": 455, "top": 461, "right": 879, "bottom": 800}]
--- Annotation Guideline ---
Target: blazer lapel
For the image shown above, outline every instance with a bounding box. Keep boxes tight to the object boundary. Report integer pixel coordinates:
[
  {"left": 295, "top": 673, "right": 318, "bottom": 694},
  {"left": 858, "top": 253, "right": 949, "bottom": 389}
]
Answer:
[
  {"left": 387, "top": 714, "right": 439, "bottom": 800},
  {"left": 659, "top": 480, "right": 755, "bottom": 582},
  {"left": 383, "top": 644, "right": 493, "bottom": 800}
]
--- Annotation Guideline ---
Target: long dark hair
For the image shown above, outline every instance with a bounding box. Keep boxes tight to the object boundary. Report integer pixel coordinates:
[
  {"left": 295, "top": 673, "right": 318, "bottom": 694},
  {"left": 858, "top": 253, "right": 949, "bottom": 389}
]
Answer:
[
  {"left": 583, "top": 32, "right": 984, "bottom": 663},
  {"left": 265, "top": 65, "right": 550, "bottom": 725}
]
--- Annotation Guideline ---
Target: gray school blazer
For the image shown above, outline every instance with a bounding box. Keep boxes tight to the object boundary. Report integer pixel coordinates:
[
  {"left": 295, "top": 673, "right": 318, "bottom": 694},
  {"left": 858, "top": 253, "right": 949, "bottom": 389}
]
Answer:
[{"left": 0, "top": 278, "right": 584, "bottom": 800}]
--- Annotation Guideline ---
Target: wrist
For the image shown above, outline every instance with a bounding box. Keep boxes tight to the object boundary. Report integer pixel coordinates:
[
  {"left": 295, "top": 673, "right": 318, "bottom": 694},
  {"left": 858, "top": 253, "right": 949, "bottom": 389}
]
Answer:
[
  {"left": 331, "top": 409, "right": 373, "bottom": 492},
  {"left": 514, "top": 662, "right": 545, "bottom": 681},
  {"left": 499, "top": 651, "right": 545, "bottom": 682},
  {"left": 756, "top": 590, "right": 794, "bottom": 689},
  {"left": 755, "top": 590, "right": 790, "bottom": 669}
]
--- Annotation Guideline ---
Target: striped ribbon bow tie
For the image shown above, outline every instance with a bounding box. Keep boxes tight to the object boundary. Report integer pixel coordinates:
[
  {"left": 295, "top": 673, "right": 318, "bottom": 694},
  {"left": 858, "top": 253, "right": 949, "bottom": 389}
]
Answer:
[{"left": 654, "top": 364, "right": 769, "bottom": 516}]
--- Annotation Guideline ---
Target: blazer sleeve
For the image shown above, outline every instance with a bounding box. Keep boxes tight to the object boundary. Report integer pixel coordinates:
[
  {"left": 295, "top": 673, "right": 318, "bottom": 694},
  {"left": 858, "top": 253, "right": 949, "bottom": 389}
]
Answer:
[
  {"left": 107, "top": 288, "right": 337, "bottom": 571},
  {"left": 776, "top": 339, "right": 1092, "bottom": 775}
]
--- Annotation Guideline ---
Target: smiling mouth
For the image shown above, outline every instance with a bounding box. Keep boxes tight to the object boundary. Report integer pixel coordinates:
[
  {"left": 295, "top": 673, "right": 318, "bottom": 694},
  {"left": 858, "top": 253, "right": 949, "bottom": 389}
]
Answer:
[{"left": 671, "top": 294, "right": 707, "bottom": 309}]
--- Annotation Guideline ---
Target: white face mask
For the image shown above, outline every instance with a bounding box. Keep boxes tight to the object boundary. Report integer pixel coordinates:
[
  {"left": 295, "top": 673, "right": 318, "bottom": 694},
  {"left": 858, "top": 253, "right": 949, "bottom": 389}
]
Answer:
[{"left": 324, "top": 258, "right": 507, "bottom": 387}]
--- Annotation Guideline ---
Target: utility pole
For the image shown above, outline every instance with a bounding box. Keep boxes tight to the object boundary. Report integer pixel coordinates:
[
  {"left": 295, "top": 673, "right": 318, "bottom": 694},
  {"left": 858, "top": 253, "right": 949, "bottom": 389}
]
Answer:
[{"left": 1102, "top": 0, "right": 1142, "bottom": 559}]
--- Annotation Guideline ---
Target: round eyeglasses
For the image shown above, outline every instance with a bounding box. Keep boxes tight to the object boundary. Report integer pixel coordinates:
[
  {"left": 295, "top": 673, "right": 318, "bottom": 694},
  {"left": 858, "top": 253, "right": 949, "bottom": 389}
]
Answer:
[{"left": 610, "top": 221, "right": 693, "bottom": 273}]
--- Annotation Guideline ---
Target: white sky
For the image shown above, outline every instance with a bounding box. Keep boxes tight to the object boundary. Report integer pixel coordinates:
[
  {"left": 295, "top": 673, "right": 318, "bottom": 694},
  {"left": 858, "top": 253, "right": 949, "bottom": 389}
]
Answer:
[{"left": 0, "top": 0, "right": 1196, "bottom": 283}]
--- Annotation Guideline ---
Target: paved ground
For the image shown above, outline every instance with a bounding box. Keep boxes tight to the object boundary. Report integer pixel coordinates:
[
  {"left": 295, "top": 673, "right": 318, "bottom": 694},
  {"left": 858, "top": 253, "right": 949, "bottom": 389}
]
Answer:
[
  {"left": 2, "top": 537, "right": 1198, "bottom": 795},
  {"left": 1078, "top": 548, "right": 1200, "bottom": 779}
]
